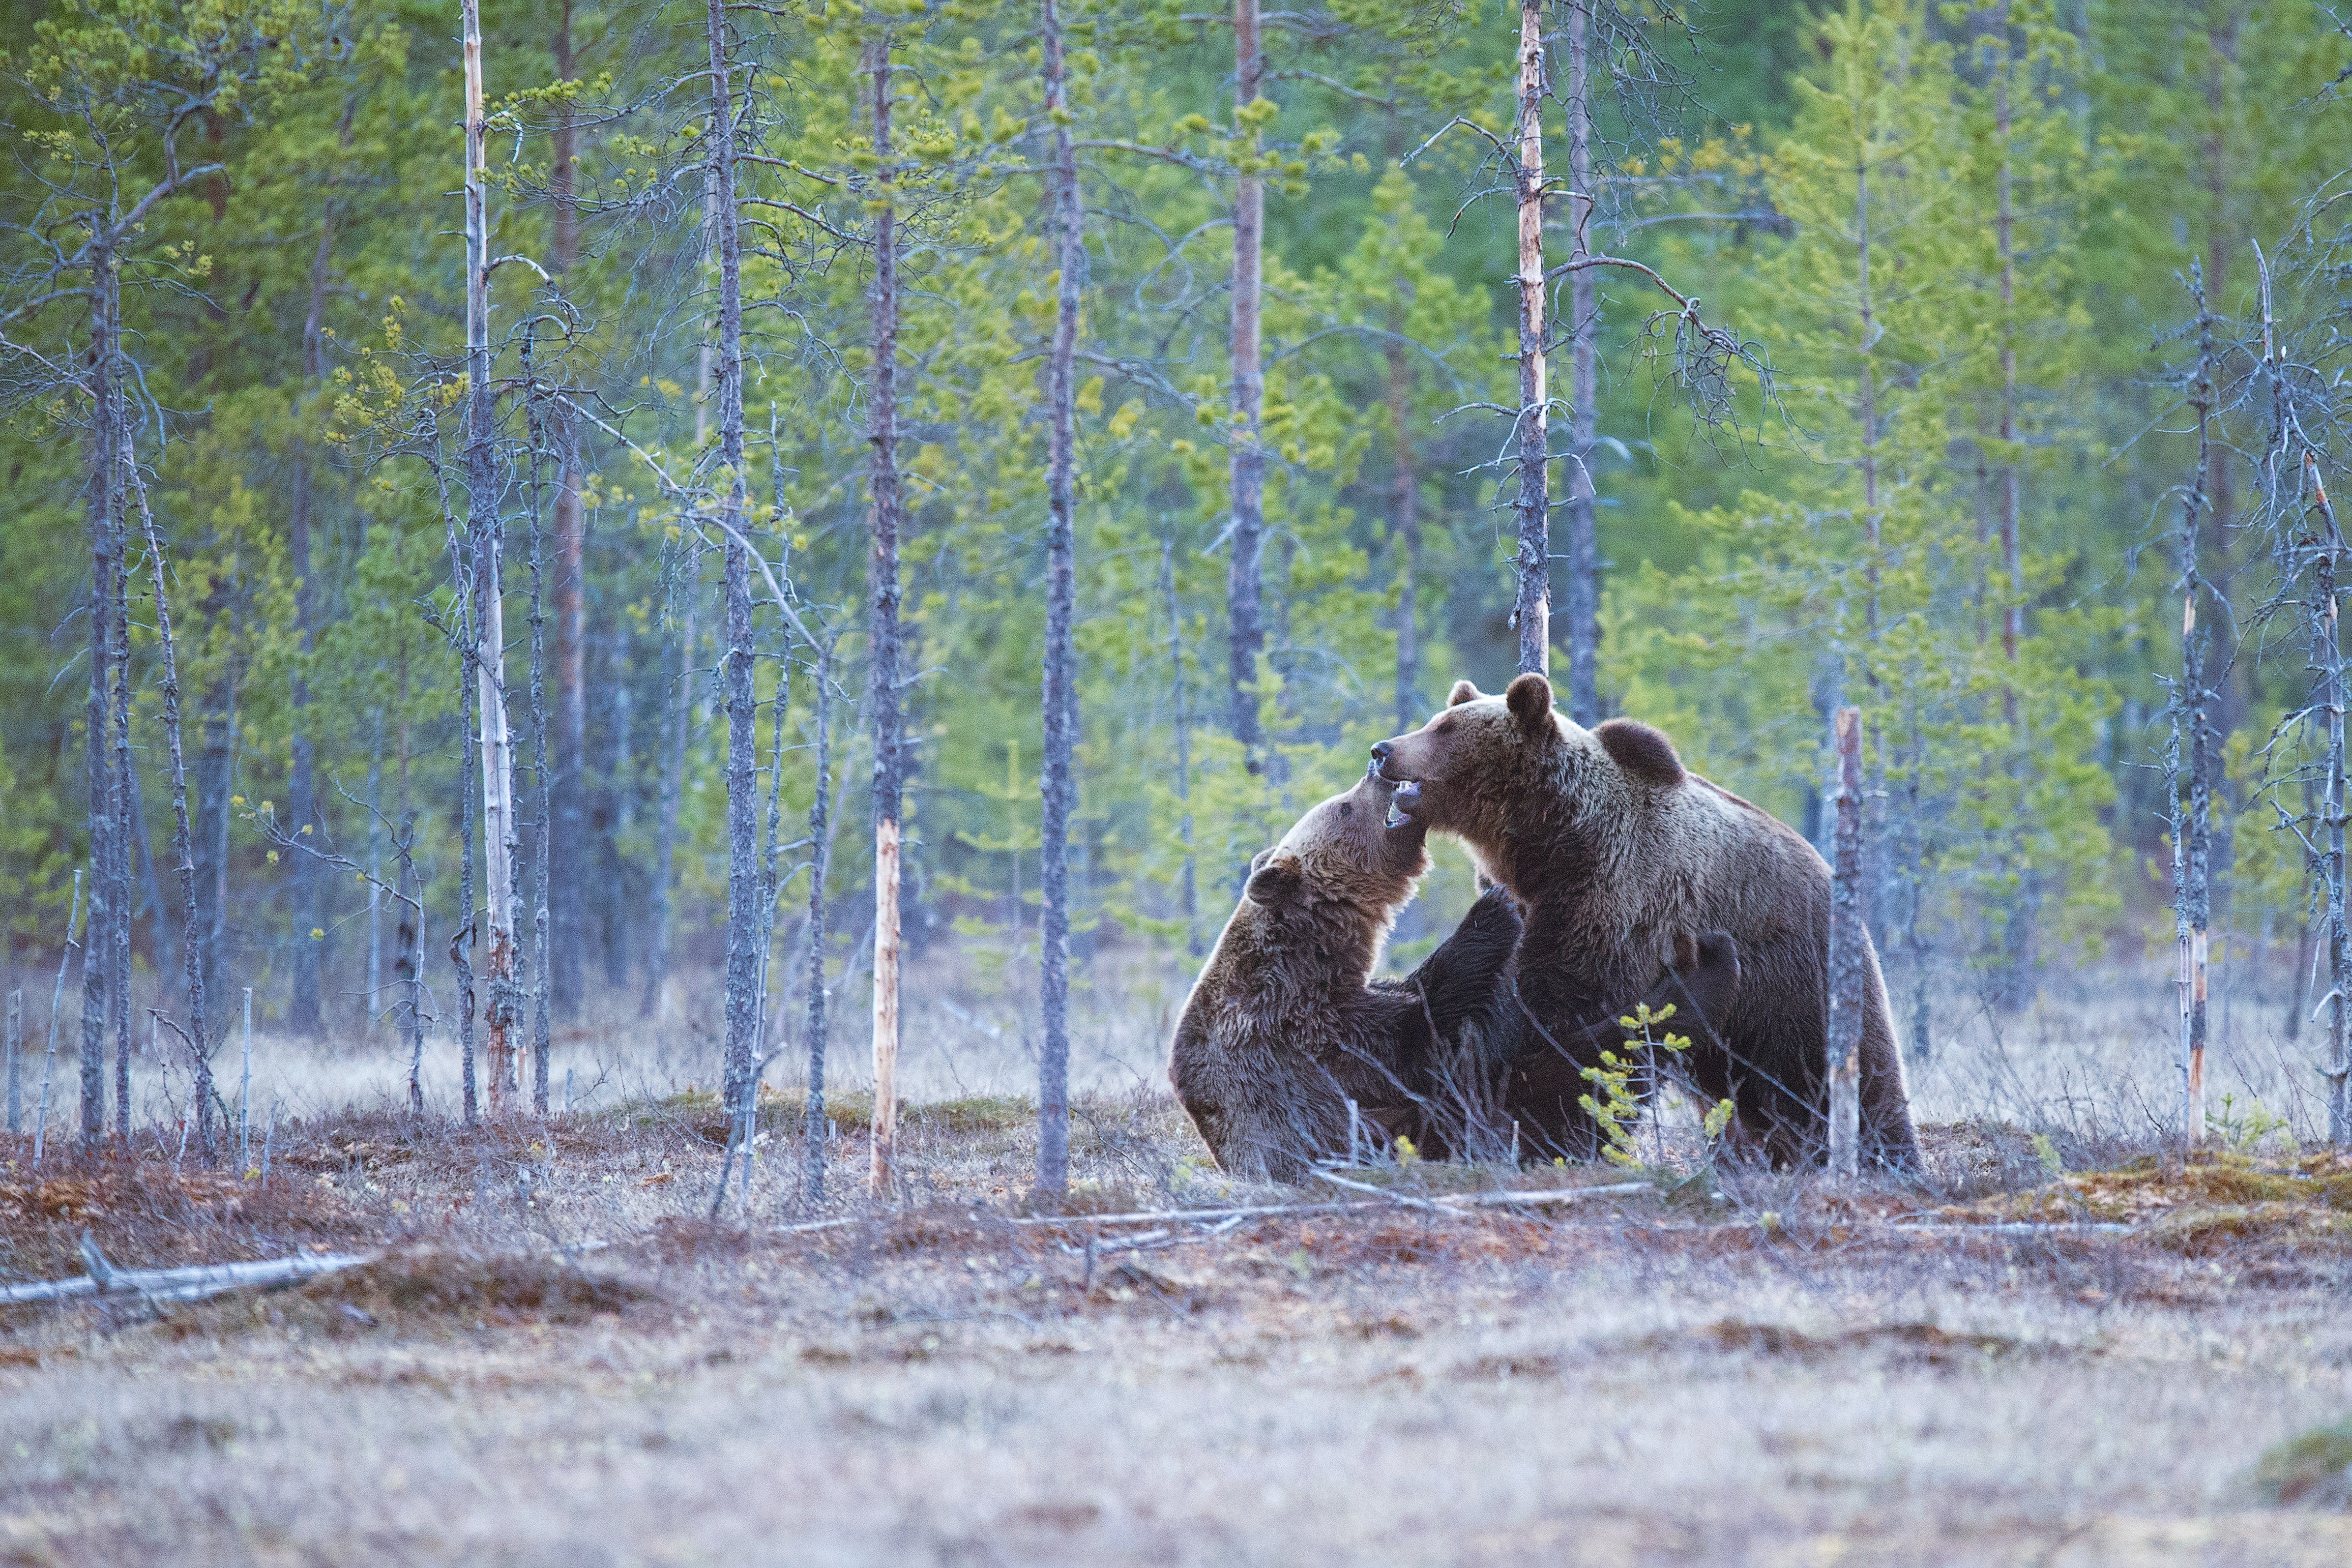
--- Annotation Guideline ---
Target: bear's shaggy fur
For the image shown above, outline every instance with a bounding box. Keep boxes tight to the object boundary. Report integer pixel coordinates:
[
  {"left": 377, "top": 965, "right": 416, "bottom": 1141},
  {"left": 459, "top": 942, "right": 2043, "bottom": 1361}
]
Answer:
[
  {"left": 1168, "top": 766, "right": 1742, "bottom": 1179},
  {"left": 1372, "top": 673, "right": 1920, "bottom": 1169}
]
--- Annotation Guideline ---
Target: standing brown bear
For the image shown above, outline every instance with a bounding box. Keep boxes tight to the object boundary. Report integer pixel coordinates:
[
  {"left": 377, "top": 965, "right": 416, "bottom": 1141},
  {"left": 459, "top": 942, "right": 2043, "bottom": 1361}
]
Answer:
[
  {"left": 1168, "top": 765, "right": 1741, "bottom": 1180},
  {"left": 1372, "top": 673, "right": 1920, "bottom": 1169}
]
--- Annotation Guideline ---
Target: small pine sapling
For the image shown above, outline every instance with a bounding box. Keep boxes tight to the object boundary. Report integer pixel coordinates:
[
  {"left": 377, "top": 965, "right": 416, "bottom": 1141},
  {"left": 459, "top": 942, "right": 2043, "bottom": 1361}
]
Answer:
[{"left": 1576, "top": 1002, "right": 1736, "bottom": 1168}]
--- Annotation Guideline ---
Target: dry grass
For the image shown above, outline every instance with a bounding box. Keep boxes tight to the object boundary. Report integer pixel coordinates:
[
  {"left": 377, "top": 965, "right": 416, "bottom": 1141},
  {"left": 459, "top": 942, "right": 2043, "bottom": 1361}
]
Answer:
[{"left": 2, "top": 964, "right": 2350, "bottom": 1565}]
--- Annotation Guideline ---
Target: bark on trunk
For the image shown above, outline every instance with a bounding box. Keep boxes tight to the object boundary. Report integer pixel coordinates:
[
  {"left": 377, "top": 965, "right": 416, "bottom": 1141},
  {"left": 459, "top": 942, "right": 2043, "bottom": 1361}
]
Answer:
[
  {"left": 2307, "top": 453, "right": 2351, "bottom": 1147},
  {"left": 123, "top": 433, "right": 214, "bottom": 1155},
  {"left": 109, "top": 543, "right": 132, "bottom": 1137},
  {"left": 868, "top": 33, "right": 905, "bottom": 1197},
  {"left": 708, "top": 0, "right": 762, "bottom": 1143},
  {"left": 1511, "top": 0, "right": 1550, "bottom": 677},
  {"left": 1226, "top": 0, "right": 1267, "bottom": 758},
  {"left": 2174, "top": 287, "right": 2215, "bottom": 1148},
  {"left": 1161, "top": 536, "right": 1200, "bottom": 959},
  {"left": 80, "top": 245, "right": 116, "bottom": 1152},
  {"left": 549, "top": 0, "right": 587, "bottom": 1019},
  {"left": 801, "top": 638, "right": 837, "bottom": 1202},
  {"left": 524, "top": 349, "right": 554, "bottom": 1118},
  {"left": 1827, "top": 706, "right": 1865, "bottom": 1179},
  {"left": 1387, "top": 339, "right": 1421, "bottom": 735},
  {"left": 1037, "top": 0, "right": 1084, "bottom": 1199},
  {"left": 462, "top": 0, "right": 520, "bottom": 1112},
  {"left": 1562, "top": 0, "right": 1600, "bottom": 723}
]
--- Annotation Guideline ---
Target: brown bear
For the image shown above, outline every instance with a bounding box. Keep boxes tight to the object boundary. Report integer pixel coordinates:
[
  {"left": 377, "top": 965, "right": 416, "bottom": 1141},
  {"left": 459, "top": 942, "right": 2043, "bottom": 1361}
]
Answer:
[
  {"left": 1371, "top": 673, "right": 1921, "bottom": 1170},
  {"left": 1168, "top": 765, "right": 1741, "bottom": 1180}
]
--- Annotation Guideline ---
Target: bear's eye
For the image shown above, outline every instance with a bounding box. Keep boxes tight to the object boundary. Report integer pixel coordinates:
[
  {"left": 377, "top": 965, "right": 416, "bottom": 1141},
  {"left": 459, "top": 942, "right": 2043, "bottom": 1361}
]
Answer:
[{"left": 1338, "top": 802, "right": 1354, "bottom": 818}]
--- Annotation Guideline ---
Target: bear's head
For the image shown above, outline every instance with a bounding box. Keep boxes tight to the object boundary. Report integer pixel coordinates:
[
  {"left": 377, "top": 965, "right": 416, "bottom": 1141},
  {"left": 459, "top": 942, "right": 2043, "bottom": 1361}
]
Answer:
[
  {"left": 1242, "top": 764, "right": 1433, "bottom": 926},
  {"left": 1369, "top": 672, "right": 1685, "bottom": 878}
]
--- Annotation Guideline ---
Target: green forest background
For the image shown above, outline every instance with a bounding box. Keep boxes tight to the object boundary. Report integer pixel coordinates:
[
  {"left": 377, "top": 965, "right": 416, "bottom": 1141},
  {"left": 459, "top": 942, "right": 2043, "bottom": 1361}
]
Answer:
[{"left": 4, "top": 0, "right": 2346, "bottom": 1061}]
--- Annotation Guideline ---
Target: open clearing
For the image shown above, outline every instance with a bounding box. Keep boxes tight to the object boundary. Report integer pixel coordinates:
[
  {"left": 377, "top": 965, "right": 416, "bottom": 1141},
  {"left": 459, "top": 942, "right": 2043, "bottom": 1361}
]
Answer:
[{"left": 4, "top": 1092, "right": 2351, "bottom": 1567}]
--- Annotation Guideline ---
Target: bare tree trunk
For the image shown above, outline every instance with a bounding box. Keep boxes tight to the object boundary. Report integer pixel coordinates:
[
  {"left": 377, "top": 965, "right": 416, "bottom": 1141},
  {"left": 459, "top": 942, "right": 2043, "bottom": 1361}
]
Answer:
[
  {"left": 447, "top": 484, "right": 481, "bottom": 1127},
  {"left": 1161, "top": 535, "right": 1200, "bottom": 958},
  {"left": 1562, "top": 0, "right": 1600, "bottom": 723},
  {"left": 2307, "top": 452, "right": 2350, "bottom": 1147},
  {"left": 2173, "top": 278, "right": 2215, "bottom": 1148},
  {"left": 1511, "top": 0, "right": 1550, "bottom": 678},
  {"left": 365, "top": 716, "right": 383, "bottom": 1030},
  {"left": 1387, "top": 341, "right": 1421, "bottom": 735},
  {"left": 462, "top": 0, "right": 519, "bottom": 1113},
  {"left": 1827, "top": 706, "right": 1864, "bottom": 1178},
  {"left": 81, "top": 245, "right": 116, "bottom": 1153},
  {"left": 524, "top": 350, "right": 554, "bottom": 1118},
  {"left": 707, "top": 0, "right": 762, "bottom": 1146},
  {"left": 867, "top": 32, "right": 905, "bottom": 1198},
  {"left": 1037, "top": 0, "right": 1083, "bottom": 1199},
  {"left": 110, "top": 537, "right": 132, "bottom": 1138},
  {"left": 801, "top": 637, "right": 837, "bottom": 1202},
  {"left": 396, "top": 810, "right": 423, "bottom": 1115},
  {"left": 123, "top": 436, "right": 214, "bottom": 1155},
  {"left": 549, "top": 0, "right": 587, "bottom": 1019},
  {"left": 1226, "top": 0, "right": 1267, "bottom": 758}
]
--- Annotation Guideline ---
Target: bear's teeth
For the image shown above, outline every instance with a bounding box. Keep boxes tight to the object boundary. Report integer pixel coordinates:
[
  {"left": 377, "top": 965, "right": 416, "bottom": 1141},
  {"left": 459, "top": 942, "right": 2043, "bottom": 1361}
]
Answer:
[{"left": 1386, "top": 803, "right": 1408, "bottom": 830}]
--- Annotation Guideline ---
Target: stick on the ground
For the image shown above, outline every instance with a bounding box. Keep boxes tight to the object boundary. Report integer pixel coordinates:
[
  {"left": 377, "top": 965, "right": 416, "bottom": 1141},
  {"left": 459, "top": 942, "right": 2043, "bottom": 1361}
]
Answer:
[{"left": 0, "top": 1235, "right": 372, "bottom": 1308}]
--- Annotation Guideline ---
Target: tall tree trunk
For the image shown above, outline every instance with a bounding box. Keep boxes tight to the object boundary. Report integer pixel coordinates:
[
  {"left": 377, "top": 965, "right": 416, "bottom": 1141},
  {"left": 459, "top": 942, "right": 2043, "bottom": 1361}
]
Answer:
[
  {"left": 1161, "top": 535, "right": 1200, "bottom": 958},
  {"left": 707, "top": 0, "right": 762, "bottom": 1142},
  {"left": 109, "top": 571, "right": 132, "bottom": 1138},
  {"left": 549, "top": 0, "right": 587, "bottom": 1018},
  {"left": 1387, "top": 340, "right": 1421, "bottom": 735},
  {"left": 2174, "top": 280, "right": 2215, "bottom": 1147},
  {"left": 463, "top": 0, "right": 520, "bottom": 1111},
  {"left": 867, "top": 31, "right": 905, "bottom": 1197},
  {"left": 80, "top": 245, "right": 116, "bottom": 1152},
  {"left": 124, "top": 434, "right": 214, "bottom": 1155},
  {"left": 801, "top": 637, "right": 837, "bottom": 1202},
  {"left": 524, "top": 350, "right": 554, "bottom": 1118},
  {"left": 2308, "top": 452, "right": 2351, "bottom": 1148},
  {"left": 1562, "top": 0, "right": 1601, "bottom": 722},
  {"left": 1827, "top": 706, "right": 1864, "bottom": 1178},
  {"left": 364, "top": 716, "right": 383, "bottom": 1029},
  {"left": 397, "top": 809, "right": 423, "bottom": 1115},
  {"left": 1037, "top": 0, "right": 1083, "bottom": 1199},
  {"left": 1511, "top": 0, "right": 1550, "bottom": 677},
  {"left": 1226, "top": 0, "right": 1267, "bottom": 758}
]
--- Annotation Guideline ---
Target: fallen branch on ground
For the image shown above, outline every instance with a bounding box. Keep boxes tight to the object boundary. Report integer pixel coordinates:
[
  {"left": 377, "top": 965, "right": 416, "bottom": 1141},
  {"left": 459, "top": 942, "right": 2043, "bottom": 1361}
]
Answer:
[{"left": 0, "top": 1233, "right": 372, "bottom": 1308}]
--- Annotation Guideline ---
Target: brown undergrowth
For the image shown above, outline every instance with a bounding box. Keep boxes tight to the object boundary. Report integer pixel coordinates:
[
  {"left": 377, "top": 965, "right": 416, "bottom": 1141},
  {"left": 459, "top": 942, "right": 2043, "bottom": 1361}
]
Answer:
[{"left": 3, "top": 1099, "right": 2350, "bottom": 1565}]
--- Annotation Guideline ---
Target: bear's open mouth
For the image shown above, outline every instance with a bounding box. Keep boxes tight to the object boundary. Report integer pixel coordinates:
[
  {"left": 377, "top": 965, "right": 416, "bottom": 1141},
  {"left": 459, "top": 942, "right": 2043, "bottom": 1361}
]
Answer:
[{"left": 1385, "top": 779, "right": 1422, "bottom": 830}]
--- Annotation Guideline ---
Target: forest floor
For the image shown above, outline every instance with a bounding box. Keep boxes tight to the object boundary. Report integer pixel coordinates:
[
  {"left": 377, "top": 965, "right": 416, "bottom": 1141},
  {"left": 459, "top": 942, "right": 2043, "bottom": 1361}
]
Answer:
[{"left": 1, "top": 1089, "right": 2350, "bottom": 1567}]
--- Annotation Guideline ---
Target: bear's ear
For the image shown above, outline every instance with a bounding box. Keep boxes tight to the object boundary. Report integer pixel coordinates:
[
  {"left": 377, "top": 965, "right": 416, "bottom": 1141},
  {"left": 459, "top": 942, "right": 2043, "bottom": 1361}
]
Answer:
[
  {"left": 1447, "top": 679, "right": 1483, "bottom": 707},
  {"left": 1504, "top": 672, "right": 1554, "bottom": 737},
  {"left": 1245, "top": 854, "right": 1302, "bottom": 906},
  {"left": 1595, "top": 718, "right": 1685, "bottom": 786},
  {"left": 1249, "top": 846, "right": 1275, "bottom": 874}
]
